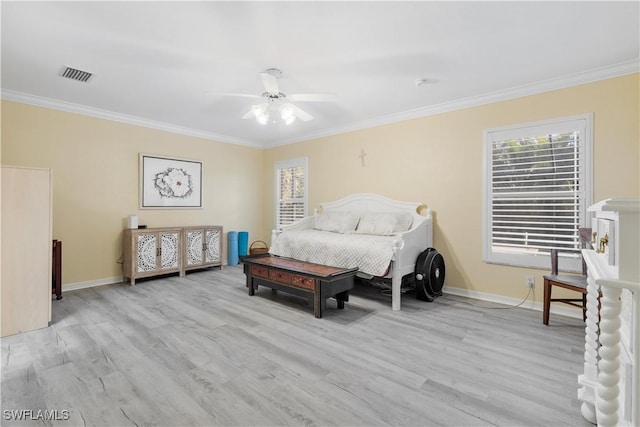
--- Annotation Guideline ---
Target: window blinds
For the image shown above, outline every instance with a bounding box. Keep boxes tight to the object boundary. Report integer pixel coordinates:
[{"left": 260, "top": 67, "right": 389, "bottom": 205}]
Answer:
[
  {"left": 276, "top": 165, "right": 305, "bottom": 227},
  {"left": 490, "top": 132, "right": 582, "bottom": 253}
]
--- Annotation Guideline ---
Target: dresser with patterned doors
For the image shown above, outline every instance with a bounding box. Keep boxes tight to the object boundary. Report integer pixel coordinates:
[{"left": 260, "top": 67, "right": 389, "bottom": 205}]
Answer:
[
  {"left": 182, "top": 226, "right": 223, "bottom": 272},
  {"left": 123, "top": 226, "right": 224, "bottom": 285},
  {"left": 123, "top": 227, "right": 183, "bottom": 285},
  {"left": 578, "top": 198, "right": 639, "bottom": 426}
]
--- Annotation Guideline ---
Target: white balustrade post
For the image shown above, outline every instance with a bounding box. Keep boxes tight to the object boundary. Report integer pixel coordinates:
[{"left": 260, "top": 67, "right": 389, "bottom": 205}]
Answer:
[
  {"left": 579, "top": 276, "right": 601, "bottom": 424},
  {"left": 595, "top": 285, "right": 623, "bottom": 427}
]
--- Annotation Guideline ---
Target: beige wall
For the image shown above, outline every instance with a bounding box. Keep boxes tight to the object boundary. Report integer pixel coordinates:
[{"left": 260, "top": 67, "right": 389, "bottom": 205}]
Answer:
[
  {"left": 2, "top": 74, "right": 638, "bottom": 300},
  {"left": 1, "top": 101, "right": 264, "bottom": 286},
  {"left": 263, "top": 74, "right": 640, "bottom": 303}
]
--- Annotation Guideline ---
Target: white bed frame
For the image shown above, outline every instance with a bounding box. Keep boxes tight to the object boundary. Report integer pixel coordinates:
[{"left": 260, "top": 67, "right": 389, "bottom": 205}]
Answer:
[{"left": 271, "top": 193, "right": 433, "bottom": 311}]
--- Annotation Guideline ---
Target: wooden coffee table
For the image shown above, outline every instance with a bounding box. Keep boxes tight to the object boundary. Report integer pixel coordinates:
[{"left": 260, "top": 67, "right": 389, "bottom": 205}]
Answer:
[{"left": 243, "top": 255, "right": 358, "bottom": 318}]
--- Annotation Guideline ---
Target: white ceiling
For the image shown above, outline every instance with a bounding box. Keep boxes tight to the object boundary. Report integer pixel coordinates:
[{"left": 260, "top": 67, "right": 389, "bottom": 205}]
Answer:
[{"left": 2, "top": 1, "right": 638, "bottom": 148}]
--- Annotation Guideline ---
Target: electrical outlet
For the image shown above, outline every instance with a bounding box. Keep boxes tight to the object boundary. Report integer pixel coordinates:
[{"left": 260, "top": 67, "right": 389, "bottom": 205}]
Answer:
[{"left": 526, "top": 276, "right": 535, "bottom": 289}]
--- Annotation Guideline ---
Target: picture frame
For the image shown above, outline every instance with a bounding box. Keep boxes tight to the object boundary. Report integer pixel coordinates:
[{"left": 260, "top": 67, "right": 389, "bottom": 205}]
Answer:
[{"left": 139, "top": 154, "right": 202, "bottom": 209}]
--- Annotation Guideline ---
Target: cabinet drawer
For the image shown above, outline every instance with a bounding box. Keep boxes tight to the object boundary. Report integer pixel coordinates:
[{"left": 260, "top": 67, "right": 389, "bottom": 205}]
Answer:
[
  {"left": 291, "top": 274, "right": 315, "bottom": 290},
  {"left": 269, "top": 269, "right": 291, "bottom": 285},
  {"left": 251, "top": 265, "right": 269, "bottom": 279}
]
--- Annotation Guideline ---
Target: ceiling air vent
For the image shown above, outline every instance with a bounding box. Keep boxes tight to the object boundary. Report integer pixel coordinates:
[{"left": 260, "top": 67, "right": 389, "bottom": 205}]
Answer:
[{"left": 61, "top": 66, "right": 93, "bottom": 83}]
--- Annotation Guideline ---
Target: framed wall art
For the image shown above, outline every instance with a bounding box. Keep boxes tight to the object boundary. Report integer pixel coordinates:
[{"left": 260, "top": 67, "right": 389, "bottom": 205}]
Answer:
[{"left": 139, "top": 154, "right": 202, "bottom": 209}]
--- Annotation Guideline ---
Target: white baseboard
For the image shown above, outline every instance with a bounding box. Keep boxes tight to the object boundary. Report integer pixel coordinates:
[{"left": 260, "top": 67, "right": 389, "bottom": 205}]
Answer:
[
  {"left": 61, "top": 263, "right": 233, "bottom": 292},
  {"left": 62, "top": 261, "right": 235, "bottom": 292},
  {"left": 443, "top": 285, "right": 582, "bottom": 320},
  {"left": 63, "top": 276, "right": 125, "bottom": 292}
]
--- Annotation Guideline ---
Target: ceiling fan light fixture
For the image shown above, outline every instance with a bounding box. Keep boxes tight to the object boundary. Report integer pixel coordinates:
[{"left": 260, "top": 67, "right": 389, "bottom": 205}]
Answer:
[
  {"left": 239, "top": 70, "right": 316, "bottom": 125},
  {"left": 280, "top": 104, "right": 295, "bottom": 124},
  {"left": 283, "top": 115, "right": 296, "bottom": 126},
  {"left": 250, "top": 103, "right": 270, "bottom": 124},
  {"left": 256, "top": 110, "right": 270, "bottom": 125},
  {"left": 251, "top": 103, "right": 265, "bottom": 117}
]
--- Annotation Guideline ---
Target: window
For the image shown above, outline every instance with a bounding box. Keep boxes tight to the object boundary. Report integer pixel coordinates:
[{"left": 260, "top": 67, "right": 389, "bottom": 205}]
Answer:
[
  {"left": 275, "top": 157, "right": 308, "bottom": 230},
  {"left": 483, "top": 114, "right": 592, "bottom": 270}
]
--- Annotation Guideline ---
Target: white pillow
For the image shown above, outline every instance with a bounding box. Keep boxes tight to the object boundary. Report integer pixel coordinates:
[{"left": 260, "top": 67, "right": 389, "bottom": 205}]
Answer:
[
  {"left": 394, "top": 212, "right": 414, "bottom": 233},
  {"left": 314, "top": 212, "right": 360, "bottom": 233},
  {"left": 355, "top": 212, "right": 396, "bottom": 235},
  {"left": 355, "top": 212, "right": 414, "bottom": 235}
]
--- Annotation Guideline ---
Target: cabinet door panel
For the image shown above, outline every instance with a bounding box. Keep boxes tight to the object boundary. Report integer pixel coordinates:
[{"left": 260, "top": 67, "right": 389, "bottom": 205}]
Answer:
[
  {"left": 186, "top": 230, "right": 204, "bottom": 266},
  {"left": 205, "top": 229, "right": 221, "bottom": 263},
  {"left": 160, "top": 232, "right": 180, "bottom": 270},
  {"left": 137, "top": 233, "right": 157, "bottom": 272}
]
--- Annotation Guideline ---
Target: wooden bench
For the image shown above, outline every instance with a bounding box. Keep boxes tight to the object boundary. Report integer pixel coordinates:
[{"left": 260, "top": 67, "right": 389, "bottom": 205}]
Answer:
[{"left": 243, "top": 255, "right": 358, "bottom": 318}]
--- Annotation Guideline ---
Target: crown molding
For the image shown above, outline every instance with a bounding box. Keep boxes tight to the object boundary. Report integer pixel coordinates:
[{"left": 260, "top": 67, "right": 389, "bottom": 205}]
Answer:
[
  {"left": 263, "top": 59, "right": 639, "bottom": 148},
  {"left": 0, "top": 89, "right": 263, "bottom": 149},
  {"left": 3, "top": 59, "right": 638, "bottom": 150}
]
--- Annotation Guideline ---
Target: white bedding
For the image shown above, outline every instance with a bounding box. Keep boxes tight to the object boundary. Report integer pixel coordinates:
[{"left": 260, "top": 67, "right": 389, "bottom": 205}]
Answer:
[
  {"left": 269, "top": 229, "right": 398, "bottom": 277},
  {"left": 269, "top": 193, "right": 433, "bottom": 311}
]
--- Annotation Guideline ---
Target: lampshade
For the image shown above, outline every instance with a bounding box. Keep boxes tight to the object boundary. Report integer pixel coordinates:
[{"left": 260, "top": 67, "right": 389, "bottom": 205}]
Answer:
[
  {"left": 256, "top": 110, "right": 269, "bottom": 125},
  {"left": 280, "top": 104, "right": 296, "bottom": 125},
  {"left": 251, "top": 104, "right": 270, "bottom": 125},
  {"left": 248, "top": 102, "right": 298, "bottom": 125}
]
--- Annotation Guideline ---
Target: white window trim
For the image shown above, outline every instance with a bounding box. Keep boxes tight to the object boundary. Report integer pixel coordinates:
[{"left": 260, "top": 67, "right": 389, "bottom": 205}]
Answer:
[
  {"left": 482, "top": 113, "right": 593, "bottom": 271},
  {"left": 274, "top": 157, "right": 308, "bottom": 230}
]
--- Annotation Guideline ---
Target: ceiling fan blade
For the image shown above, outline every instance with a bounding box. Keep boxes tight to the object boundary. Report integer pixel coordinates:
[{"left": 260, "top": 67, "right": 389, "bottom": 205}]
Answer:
[
  {"left": 288, "top": 103, "right": 313, "bottom": 122},
  {"left": 205, "top": 91, "right": 261, "bottom": 99},
  {"left": 288, "top": 93, "right": 336, "bottom": 102},
  {"left": 260, "top": 72, "right": 280, "bottom": 95}
]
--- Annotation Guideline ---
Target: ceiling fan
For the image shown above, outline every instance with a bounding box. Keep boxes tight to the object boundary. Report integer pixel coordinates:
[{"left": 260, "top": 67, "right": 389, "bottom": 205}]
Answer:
[{"left": 225, "top": 68, "right": 335, "bottom": 125}]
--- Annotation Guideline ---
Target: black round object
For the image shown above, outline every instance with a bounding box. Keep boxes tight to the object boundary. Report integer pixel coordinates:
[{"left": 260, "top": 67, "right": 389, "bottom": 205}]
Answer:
[{"left": 415, "top": 248, "right": 445, "bottom": 302}]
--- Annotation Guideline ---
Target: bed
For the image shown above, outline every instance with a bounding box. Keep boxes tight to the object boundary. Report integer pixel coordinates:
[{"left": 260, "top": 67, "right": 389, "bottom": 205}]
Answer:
[{"left": 269, "top": 193, "right": 433, "bottom": 311}]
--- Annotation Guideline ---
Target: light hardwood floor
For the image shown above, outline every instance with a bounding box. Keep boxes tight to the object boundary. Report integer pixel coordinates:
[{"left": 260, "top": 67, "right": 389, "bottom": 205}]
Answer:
[{"left": 1, "top": 265, "right": 592, "bottom": 426}]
